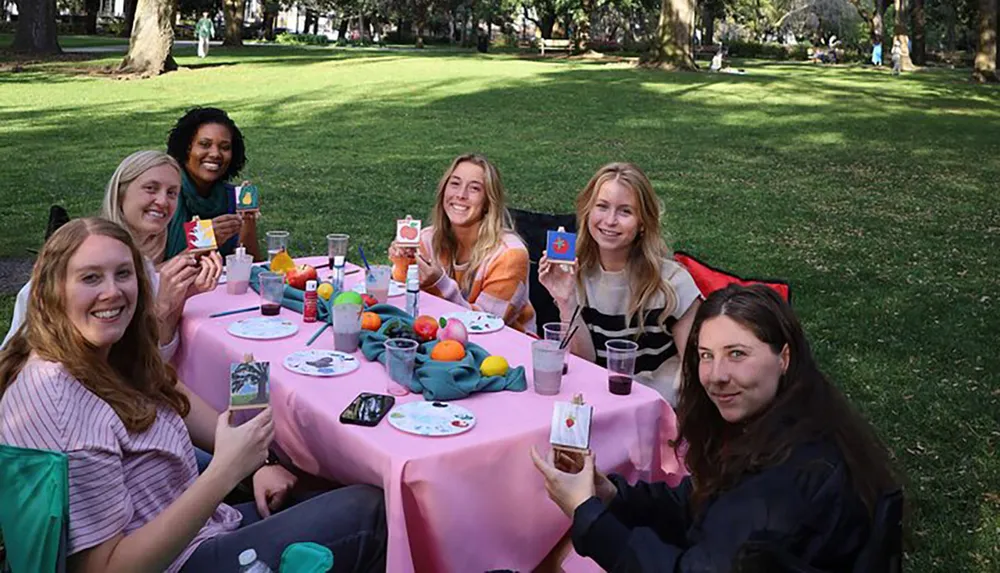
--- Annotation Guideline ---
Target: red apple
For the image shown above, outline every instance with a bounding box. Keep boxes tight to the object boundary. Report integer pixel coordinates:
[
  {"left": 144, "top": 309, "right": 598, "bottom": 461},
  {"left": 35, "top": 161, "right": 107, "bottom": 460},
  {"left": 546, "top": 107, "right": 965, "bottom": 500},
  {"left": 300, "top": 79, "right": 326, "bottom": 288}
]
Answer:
[
  {"left": 285, "top": 264, "right": 318, "bottom": 290},
  {"left": 413, "top": 315, "right": 439, "bottom": 342}
]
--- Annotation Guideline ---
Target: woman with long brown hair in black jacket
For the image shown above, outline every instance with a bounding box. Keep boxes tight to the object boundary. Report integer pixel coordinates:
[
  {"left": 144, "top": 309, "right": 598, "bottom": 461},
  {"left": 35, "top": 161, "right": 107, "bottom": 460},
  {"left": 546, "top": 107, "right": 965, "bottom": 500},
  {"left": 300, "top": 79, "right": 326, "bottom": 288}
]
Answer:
[{"left": 531, "top": 284, "right": 900, "bottom": 571}]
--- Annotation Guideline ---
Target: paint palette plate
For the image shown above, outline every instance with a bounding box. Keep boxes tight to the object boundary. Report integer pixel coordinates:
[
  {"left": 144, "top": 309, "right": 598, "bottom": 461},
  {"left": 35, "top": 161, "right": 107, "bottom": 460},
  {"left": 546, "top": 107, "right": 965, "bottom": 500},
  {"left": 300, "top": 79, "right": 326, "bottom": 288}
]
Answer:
[
  {"left": 227, "top": 317, "right": 299, "bottom": 340},
  {"left": 283, "top": 349, "right": 360, "bottom": 377},
  {"left": 441, "top": 311, "right": 504, "bottom": 334},
  {"left": 387, "top": 401, "right": 476, "bottom": 437}
]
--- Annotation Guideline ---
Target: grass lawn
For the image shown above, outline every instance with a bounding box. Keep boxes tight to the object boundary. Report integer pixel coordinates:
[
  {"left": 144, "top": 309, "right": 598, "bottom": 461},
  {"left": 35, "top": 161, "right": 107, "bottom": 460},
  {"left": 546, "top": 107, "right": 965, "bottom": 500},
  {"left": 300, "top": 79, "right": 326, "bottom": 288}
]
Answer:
[
  {"left": 1, "top": 45, "right": 998, "bottom": 570},
  {"left": 0, "top": 33, "right": 129, "bottom": 49}
]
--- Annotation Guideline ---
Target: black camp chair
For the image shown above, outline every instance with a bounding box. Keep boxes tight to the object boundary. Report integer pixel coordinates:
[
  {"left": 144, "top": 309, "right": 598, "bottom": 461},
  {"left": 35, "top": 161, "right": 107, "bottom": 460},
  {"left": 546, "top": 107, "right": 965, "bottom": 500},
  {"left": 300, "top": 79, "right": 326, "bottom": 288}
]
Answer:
[{"left": 508, "top": 208, "right": 576, "bottom": 330}]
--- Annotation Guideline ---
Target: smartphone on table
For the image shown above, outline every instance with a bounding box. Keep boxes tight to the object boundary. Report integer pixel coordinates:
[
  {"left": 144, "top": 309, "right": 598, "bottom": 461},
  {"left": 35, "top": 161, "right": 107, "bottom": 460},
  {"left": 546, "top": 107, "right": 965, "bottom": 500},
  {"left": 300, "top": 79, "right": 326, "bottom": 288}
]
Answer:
[{"left": 340, "top": 393, "right": 395, "bottom": 427}]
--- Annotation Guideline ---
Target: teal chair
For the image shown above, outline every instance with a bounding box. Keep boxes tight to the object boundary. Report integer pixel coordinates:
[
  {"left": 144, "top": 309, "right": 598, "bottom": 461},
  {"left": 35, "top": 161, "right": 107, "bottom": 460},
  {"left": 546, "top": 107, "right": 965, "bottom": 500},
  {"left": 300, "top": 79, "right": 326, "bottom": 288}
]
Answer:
[{"left": 0, "top": 445, "right": 68, "bottom": 573}]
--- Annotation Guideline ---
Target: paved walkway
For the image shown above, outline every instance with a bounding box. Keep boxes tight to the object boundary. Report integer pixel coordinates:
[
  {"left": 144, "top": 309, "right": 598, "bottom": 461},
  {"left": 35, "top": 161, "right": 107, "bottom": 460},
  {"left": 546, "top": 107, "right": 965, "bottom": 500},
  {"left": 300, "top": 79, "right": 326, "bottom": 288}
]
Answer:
[{"left": 65, "top": 40, "right": 210, "bottom": 53}]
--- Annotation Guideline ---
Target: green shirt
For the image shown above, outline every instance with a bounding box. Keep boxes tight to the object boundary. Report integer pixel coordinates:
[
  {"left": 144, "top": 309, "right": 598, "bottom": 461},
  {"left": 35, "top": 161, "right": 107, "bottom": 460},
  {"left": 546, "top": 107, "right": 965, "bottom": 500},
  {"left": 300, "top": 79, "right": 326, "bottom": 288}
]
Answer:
[{"left": 196, "top": 17, "right": 215, "bottom": 39}]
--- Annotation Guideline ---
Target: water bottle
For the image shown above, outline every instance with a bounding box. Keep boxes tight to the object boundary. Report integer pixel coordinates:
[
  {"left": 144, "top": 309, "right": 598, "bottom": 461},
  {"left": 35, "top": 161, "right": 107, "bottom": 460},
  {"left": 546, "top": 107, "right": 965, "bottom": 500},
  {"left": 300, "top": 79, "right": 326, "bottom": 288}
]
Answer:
[
  {"left": 238, "top": 548, "right": 274, "bottom": 573},
  {"left": 405, "top": 264, "right": 420, "bottom": 317}
]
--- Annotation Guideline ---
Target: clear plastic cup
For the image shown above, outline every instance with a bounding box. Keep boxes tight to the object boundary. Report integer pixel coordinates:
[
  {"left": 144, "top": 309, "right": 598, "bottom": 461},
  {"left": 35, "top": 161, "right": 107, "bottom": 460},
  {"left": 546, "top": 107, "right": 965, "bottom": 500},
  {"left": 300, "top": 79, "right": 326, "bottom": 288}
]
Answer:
[
  {"left": 606, "top": 339, "right": 639, "bottom": 395},
  {"left": 327, "top": 233, "right": 350, "bottom": 289},
  {"left": 332, "top": 303, "right": 362, "bottom": 353},
  {"left": 531, "top": 339, "right": 566, "bottom": 396},
  {"left": 259, "top": 272, "right": 284, "bottom": 316},
  {"left": 366, "top": 265, "right": 392, "bottom": 304},
  {"left": 542, "top": 322, "right": 570, "bottom": 374},
  {"left": 384, "top": 338, "right": 418, "bottom": 396},
  {"left": 225, "top": 253, "right": 253, "bottom": 295},
  {"left": 266, "top": 230, "right": 289, "bottom": 263}
]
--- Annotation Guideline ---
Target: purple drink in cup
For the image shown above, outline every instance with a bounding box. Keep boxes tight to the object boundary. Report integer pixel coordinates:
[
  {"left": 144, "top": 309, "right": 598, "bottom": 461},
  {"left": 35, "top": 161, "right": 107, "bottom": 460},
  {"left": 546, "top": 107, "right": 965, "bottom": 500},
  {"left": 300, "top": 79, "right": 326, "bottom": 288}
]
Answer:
[
  {"left": 605, "top": 339, "right": 638, "bottom": 396},
  {"left": 532, "top": 339, "right": 566, "bottom": 396}
]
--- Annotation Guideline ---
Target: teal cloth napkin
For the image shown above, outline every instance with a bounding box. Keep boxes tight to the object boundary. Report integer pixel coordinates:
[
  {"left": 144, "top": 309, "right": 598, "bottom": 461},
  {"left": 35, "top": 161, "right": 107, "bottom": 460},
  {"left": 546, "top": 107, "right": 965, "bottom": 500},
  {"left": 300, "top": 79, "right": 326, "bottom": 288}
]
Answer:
[
  {"left": 358, "top": 309, "right": 526, "bottom": 401},
  {"left": 280, "top": 541, "right": 333, "bottom": 572}
]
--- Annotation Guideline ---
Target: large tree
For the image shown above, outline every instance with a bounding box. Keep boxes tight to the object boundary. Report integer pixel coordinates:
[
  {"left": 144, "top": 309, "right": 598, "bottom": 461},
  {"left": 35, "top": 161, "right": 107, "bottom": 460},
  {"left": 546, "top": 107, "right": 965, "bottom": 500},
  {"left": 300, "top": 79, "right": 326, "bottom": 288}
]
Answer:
[
  {"left": 223, "top": 0, "right": 247, "bottom": 46},
  {"left": 892, "top": 0, "right": 913, "bottom": 70},
  {"left": 11, "top": 0, "right": 61, "bottom": 53},
  {"left": 910, "top": 0, "right": 924, "bottom": 64},
  {"left": 119, "top": 0, "right": 177, "bottom": 75},
  {"left": 972, "top": 0, "right": 998, "bottom": 82},
  {"left": 648, "top": 0, "right": 696, "bottom": 69}
]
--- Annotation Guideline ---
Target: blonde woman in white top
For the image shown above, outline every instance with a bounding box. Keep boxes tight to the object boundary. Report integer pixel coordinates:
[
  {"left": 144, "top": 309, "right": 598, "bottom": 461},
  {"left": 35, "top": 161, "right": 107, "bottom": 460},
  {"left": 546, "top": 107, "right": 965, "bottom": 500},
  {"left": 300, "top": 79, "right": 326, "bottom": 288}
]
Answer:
[
  {"left": 538, "top": 163, "right": 701, "bottom": 405},
  {"left": 3, "top": 151, "right": 222, "bottom": 359}
]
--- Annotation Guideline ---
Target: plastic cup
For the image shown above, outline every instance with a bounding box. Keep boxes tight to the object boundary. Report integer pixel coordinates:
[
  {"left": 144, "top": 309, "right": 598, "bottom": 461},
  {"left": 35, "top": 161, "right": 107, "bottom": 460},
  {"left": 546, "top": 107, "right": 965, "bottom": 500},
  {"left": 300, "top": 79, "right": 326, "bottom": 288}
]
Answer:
[
  {"left": 384, "top": 338, "right": 418, "bottom": 396},
  {"left": 332, "top": 303, "right": 362, "bottom": 353},
  {"left": 225, "top": 253, "right": 253, "bottom": 295},
  {"left": 606, "top": 339, "right": 639, "bottom": 395},
  {"left": 327, "top": 233, "right": 350, "bottom": 290},
  {"left": 266, "top": 230, "right": 289, "bottom": 263},
  {"left": 366, "top": 265, "right": 391, "bottom": 304},
  {"left": 532, "top": 339, "right": 566, "bottom": 396},
  {"left": 542, "top": 322, "right": 570, "bottom": 374},
  {"left": 258, "top": 272, "right": 284, "bottom": 316}
]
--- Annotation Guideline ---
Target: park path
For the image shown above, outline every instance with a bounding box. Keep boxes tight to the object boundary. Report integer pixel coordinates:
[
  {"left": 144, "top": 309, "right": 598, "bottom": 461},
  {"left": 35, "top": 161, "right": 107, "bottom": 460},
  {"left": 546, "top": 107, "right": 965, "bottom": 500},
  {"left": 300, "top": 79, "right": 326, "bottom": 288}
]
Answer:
[{"left": 65, "top": 40, "right": 207, "bottom": 53}]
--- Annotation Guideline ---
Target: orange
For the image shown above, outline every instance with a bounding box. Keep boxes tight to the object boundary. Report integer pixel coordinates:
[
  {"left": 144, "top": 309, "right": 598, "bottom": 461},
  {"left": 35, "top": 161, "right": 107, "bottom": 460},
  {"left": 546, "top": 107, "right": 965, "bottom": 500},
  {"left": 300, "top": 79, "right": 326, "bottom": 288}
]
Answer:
[
  {"left": 431, "top": 340, "right": 466, "bottom": 362},
  {"left": 361, "top": 312, "right": 382, "bottom": 331}
]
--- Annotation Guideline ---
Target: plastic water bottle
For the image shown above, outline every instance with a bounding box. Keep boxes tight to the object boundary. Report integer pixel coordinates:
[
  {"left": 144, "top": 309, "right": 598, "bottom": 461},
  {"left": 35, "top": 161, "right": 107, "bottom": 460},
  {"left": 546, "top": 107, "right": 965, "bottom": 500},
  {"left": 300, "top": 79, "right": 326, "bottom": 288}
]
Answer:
[
  {"left": 238, "top": 549, "right": 273, "bottom": 573},
  {"left": 405, "top": 264, "right": 420, "bottom": 317}
]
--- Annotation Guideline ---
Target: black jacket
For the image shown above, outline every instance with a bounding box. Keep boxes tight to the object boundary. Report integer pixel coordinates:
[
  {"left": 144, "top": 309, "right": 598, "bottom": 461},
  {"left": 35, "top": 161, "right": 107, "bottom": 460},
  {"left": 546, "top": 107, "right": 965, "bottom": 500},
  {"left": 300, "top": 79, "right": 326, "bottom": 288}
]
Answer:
[{"left": 570, "top": 440, "right": 869, "bottom": 572}]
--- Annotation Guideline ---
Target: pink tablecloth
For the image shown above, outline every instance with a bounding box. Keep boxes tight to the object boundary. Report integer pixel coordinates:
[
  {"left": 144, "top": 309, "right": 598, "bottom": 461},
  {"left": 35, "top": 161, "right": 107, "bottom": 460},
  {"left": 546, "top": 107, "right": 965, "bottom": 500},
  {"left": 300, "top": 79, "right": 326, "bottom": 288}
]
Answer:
[{"left": 175, "top": 257, "right": 682, "bottom": 572}]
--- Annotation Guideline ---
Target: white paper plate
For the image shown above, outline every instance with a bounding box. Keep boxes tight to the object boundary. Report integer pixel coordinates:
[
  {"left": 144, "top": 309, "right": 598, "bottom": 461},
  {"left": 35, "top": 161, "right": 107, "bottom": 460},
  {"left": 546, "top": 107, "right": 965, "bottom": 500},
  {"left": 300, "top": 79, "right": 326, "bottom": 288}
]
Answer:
[
  {"left": 441, "top": 311, "right": 504, "bottom": 334},
  {"left": 283, "top": 349, "right": 360, "bottom": 377},
  {"left": 352, "top": 280, "right": 406, "bottom": 298},
  {"left": 387, "top": 401, "right": 476, "bottom": 437},
  {"left": 227, "top": 316, "right": 299, "bottom": 340}
]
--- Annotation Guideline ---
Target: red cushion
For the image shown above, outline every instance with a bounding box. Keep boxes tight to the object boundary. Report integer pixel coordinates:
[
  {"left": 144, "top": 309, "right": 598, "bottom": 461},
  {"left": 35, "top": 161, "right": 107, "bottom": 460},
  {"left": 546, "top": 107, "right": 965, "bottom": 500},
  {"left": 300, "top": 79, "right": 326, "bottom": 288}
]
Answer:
[{"left": 674, "top": 252, "right": 791, "bottom": 303}]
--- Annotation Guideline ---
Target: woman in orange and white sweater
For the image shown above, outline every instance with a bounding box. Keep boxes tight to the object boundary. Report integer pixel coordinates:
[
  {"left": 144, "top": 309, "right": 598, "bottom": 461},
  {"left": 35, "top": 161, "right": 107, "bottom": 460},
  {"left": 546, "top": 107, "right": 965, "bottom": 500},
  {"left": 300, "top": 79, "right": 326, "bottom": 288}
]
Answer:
[{"left": 390, "top": 154, "right": 536, "bottom": 334}]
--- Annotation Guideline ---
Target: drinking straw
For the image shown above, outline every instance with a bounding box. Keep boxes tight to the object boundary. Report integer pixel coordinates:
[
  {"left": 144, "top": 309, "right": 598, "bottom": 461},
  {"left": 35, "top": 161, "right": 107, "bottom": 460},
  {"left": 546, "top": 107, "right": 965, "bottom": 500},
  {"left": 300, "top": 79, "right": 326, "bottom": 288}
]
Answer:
[
  {"left": 209, "top": 306, "right": 260, "bottom": 318},
  {"left": 357, "top": 246, "right": 372, "bottom": 272}
]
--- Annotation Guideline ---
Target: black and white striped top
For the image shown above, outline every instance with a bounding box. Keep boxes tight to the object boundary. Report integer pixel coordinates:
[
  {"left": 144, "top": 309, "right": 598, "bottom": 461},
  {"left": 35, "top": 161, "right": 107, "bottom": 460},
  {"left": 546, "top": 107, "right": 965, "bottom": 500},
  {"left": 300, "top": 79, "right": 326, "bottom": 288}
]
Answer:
[{"left": 578, "top": 259, "right": 701, "bottom": 400}]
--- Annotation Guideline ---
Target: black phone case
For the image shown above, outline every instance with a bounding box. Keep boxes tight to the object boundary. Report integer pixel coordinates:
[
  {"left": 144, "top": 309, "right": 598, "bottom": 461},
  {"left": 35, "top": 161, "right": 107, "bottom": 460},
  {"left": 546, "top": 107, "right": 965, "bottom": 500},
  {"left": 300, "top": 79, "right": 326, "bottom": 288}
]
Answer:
[{"left": 340, "top": 393, "right": 395, "bottom": 427}]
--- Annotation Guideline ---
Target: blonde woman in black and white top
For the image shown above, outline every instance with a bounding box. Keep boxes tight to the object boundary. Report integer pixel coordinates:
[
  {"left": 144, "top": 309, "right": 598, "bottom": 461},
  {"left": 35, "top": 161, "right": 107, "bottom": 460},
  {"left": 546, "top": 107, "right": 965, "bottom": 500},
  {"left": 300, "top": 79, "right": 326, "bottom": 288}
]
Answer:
[{"left": 538, "top": 163, "right": 701, "bottom": 405}]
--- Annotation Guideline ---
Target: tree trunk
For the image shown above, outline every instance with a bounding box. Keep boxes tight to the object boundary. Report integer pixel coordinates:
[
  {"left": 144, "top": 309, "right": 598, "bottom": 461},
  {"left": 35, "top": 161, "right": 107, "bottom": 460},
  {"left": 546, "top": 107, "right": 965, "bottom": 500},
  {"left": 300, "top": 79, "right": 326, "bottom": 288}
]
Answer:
[
  {"left": 540, "top": 14, "right": 555, "bottom": 39},
  {"left": 359, "top": 11, "right": 365, "bottom": 42},
  {"left": 223, "top": 0, "right": 246, "bottom": 46},
  {"left": 892, "top": 0, "right": 913, "bottom": 70},
  {"left": 973, "top": 0, "right": 998, "bottom": 82},
  {"left": 262, "top": 4, "right": 277, "bottom": 40},
  {"left": 448, "top": 11, "right": 455, "bottom": 44},
  {"left": 122, "top": 0, "right": 138, "bottom": 37},
  {"left": 649, "top": 0, "right": 696, "bottom": 69},
  {"left": 703, "top": 3, "right": 715, "bottom": 45},
  {"left": 871, "top": 0, "right": 885, "bottom": 43},
  {"left": 119, "top": 0, "right": 176, "bottom": 75},
  {"left": 576, "top": 0, "right": 593, "bottom": 51},
  {"left": 910, "top": 0, "right": 924, "bottom": 64},
  {"left": 12, "top": 0, "right": 61, "bottom": 53},
  {"left": 944, "top": 2, "right": 956, "bottom": 52},
  {"left": 84, "top": 0, "right": 100, "bottom": 34}
]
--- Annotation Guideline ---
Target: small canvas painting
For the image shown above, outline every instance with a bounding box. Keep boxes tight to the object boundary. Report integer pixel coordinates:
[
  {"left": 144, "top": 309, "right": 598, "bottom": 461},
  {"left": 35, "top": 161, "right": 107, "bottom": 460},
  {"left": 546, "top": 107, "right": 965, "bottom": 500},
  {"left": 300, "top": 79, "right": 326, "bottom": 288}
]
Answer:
[
  {"left": 230, "top": 359, "right": 270, "bottom": 410},
  {"left": 235, "top": 184, "right": 260, "bottom": 213},
  {"left": 546, "top": 230, "right": 577, "bottom": 263},
  {"left": 549, "top": 401, "right": 593, "bottom": 451},
  {"left": 185, "top": 218, "right": 218, "bottom": 252},
  {"left": 395, "top": 216, "right": 422, "bottom": 246}
]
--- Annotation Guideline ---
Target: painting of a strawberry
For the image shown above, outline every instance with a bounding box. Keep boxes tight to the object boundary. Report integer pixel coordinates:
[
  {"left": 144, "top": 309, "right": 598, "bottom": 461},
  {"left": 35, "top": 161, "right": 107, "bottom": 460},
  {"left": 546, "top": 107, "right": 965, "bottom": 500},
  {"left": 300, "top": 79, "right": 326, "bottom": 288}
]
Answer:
[
  {"left": 565, "top": 416, "right": 575, "bottom": 428},
  {"left": 552, "top": 238, "right": 569, "bottom": 255}
]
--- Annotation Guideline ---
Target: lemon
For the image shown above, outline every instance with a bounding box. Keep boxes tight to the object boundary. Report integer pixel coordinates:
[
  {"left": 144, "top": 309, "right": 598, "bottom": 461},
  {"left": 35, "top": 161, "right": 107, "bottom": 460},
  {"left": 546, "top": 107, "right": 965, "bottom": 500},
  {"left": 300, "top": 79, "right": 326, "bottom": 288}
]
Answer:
[
  {"left": 480, "top": 356, "right": 509, "bottom": 377},
  {"left": 316, "top": 282, "right": 334, "bottom": 300}
]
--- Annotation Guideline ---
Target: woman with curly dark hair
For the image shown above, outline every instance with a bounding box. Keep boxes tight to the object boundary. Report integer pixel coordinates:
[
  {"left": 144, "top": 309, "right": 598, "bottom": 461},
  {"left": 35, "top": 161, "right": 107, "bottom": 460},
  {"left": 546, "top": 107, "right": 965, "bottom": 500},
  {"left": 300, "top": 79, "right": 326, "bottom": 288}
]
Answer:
[
  {"left": 165, "top": 107, "right": 261, "bottom": 260},
  {"left": 532, "top": 284, "right": 901, "bottom": 571}
]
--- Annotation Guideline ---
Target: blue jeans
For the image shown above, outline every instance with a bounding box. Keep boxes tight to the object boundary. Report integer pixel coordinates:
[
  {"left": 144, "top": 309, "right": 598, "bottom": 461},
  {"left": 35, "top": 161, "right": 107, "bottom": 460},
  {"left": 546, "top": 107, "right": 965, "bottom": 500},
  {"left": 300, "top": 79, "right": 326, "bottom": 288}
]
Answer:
[
  {"left": 181, "top": 485, "right": 387, "bottom": 573},
  {"left": 194, "top": 447, "right": 213, "bottom": 474}
]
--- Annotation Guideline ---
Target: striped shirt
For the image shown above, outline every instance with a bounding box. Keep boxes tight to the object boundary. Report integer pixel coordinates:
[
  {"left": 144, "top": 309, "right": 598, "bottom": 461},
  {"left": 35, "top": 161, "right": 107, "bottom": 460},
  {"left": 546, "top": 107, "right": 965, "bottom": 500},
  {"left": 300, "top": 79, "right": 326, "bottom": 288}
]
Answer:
[
  {"left": 396, "top": 227, "right": 536, "bottom": 334},
  {"left": 0, "top": 358, "right": 241, "bottom": 572},
  {"left": 578, "top": 259, "right": 700, "bottom": 404}
]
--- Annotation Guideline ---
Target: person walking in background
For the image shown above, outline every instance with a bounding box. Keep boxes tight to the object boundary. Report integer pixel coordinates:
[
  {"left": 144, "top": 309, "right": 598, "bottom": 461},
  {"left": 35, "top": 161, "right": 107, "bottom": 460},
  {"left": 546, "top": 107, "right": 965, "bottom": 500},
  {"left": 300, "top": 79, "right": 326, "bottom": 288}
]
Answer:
[
  {"left": 871, "top": 40, "right": 883, "bottom": 67},
  {"left": 891, "top": 40, "right": 902, "bottom": 75},
  {"left": 196, "top": 12, "right": 215, "bottom": 59}
]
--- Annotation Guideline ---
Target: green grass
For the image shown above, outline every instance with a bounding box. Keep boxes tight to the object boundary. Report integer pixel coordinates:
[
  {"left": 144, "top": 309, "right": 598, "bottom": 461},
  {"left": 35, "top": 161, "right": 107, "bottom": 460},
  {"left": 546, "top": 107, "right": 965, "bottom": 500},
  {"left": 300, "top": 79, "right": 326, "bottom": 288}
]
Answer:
[
  {"left": 0, "top": 33, "right": 129, "bottom": 49},
  {"left": 1, "top": 46, "right": 999, "bottom": 570}
]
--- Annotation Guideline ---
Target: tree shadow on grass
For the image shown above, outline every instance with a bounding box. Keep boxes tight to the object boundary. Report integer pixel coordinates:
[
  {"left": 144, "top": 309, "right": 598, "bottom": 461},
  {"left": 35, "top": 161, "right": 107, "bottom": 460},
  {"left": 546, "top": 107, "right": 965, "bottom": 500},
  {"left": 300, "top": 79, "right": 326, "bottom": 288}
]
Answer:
[{"left": 0, "top": 58, "right": 996, "bottom": 570}]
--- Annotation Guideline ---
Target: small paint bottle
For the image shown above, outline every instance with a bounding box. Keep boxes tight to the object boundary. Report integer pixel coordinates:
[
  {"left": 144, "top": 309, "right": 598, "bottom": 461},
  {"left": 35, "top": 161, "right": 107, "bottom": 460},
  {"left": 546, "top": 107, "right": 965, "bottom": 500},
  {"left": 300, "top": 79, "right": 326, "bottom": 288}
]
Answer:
[
  {"left": 303, "top": 280, "right": 318, "bottom": 323},
  {"left": 405, "top": 265, "right": 420, "bottom": 317}
]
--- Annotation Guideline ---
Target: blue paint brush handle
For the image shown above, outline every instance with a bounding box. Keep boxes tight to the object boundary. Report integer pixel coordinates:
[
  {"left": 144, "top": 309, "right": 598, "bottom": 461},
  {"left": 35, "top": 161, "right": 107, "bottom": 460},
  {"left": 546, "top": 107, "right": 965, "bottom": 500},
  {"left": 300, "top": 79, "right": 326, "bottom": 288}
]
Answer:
[{"left": 209, "top": 306, "right": 260, "bottom": 318}]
